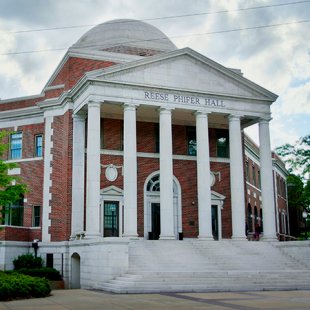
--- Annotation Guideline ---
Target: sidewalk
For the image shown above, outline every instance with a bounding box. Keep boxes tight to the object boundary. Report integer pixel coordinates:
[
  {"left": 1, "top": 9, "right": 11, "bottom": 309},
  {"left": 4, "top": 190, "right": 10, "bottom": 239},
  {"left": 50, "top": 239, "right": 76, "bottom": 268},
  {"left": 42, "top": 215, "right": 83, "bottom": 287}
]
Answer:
[{"left": 1, "top": 289, "right": 310, "bottom": 310}]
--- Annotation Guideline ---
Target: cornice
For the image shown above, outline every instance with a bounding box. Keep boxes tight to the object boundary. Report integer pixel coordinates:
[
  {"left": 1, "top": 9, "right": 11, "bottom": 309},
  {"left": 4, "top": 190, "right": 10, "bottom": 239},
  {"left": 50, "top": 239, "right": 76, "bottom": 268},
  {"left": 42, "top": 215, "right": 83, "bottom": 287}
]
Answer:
[
  {"left": 0, "top": 106, "right": 43, "bottom": 120},
  {"left": 0, "top": 94, "right": 43, "bottom": 105}
]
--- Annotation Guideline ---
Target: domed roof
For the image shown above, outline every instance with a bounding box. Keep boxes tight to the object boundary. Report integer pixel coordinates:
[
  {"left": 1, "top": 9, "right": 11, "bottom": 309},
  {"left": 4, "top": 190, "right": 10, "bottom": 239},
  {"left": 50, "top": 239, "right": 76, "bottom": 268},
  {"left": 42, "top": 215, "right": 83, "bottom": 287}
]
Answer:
[{"left": 72, "top": 19, "right": 177, "bottom": 54}]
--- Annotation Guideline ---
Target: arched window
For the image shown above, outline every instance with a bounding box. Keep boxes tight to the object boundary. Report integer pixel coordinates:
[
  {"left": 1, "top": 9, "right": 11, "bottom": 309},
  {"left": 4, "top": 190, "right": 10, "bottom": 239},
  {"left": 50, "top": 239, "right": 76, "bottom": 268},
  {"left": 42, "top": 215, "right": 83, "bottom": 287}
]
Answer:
[
  {"left": 146, "top": 174, "right": 160, "bottom": 192},
  {"left": 254, "top": 206, "right": 258, "bottom": 225},
  {"left": 146, "top": 174, "right": 178, "bottom": 194},
  {"left": 247, "top": 203, "right": 253, "bottom": 232}
]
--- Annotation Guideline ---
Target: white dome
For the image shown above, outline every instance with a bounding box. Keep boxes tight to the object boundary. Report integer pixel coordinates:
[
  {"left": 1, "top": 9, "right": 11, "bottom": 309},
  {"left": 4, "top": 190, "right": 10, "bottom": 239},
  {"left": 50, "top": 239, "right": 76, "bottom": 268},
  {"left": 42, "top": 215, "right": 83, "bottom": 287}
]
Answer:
[{"left": 72, "top": 19, "right": 177, "bottom": 54}]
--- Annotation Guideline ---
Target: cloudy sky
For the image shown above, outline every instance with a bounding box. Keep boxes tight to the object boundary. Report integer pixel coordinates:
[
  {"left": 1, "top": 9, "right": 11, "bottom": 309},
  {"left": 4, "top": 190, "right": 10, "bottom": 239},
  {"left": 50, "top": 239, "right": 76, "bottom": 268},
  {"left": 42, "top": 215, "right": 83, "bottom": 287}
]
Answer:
[{"left": 0, "top": 0, "right": 309, "bottom": 149}]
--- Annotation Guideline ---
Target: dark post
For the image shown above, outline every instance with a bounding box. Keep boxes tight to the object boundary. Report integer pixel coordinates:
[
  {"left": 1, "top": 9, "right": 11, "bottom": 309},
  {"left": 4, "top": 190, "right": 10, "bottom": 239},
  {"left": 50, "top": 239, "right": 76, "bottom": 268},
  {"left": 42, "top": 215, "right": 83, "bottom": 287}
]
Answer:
[{"left": 32, "top": 240, "right": 39, "bottom": 258}]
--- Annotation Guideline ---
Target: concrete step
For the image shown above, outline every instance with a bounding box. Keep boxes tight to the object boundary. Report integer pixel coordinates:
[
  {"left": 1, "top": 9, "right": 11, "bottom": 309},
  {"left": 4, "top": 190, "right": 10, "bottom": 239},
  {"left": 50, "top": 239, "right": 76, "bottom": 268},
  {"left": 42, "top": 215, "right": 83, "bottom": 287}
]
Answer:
[{"left": 99, "top": 240, "right": 310, "bottom": 293}]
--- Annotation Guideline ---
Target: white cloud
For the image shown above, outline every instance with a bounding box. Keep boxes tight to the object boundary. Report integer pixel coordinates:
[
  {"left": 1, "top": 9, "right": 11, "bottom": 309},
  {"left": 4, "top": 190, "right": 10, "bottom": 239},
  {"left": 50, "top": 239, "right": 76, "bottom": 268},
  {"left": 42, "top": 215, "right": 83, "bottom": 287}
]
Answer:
[{"left": 0, "top": 0, "right": 309, "bottom": 147}]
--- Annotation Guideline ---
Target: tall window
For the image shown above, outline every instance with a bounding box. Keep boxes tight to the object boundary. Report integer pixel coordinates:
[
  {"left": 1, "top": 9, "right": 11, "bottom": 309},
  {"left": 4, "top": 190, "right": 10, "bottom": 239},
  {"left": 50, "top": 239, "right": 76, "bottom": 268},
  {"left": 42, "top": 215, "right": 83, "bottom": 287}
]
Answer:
[
  {"left": 33, "top": 205, "right": 41, "bottom": 227},
  {"left": 10, "top": 132, "right": 22, "bottom": 159},
  {"left": 245, "top": 161, "right": 249, "bottom": 181},
  {"left": 216, "top": 129, "right": 229, "bottom": 158},
  {"left": 104, "top": 201, "right": 119, "bottom": 237},
  {"left": 4, "top": 196, "right": 24, "bottom": 226},
  {"left": 252, "top": 165, "right": 256, "bottom": 187},
  {"left": 187, "top": 126, "right": 196, "bottom": 156},
  {"left": 35, "top": 135, "right": 43, "bottom": 157},
  {"left": 258, "top": 170, "right": 261, "bottom": 189}
]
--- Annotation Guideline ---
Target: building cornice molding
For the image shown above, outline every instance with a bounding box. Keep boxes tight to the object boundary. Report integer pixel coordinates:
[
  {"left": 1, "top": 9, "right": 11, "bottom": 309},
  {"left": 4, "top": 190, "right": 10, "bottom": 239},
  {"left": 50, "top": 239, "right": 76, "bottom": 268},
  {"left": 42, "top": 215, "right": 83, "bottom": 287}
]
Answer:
[
  {"left": 0, "top": 94, "right": 43, "bottom": 105},
  {"left": 0, "top": 106, "right": 43, "bottom": 120}
]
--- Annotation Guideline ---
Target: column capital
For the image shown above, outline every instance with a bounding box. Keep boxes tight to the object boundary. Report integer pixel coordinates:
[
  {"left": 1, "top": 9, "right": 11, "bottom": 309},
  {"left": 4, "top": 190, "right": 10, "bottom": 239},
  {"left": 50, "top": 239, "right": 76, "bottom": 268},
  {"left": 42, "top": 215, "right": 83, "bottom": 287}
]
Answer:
[
  {"left": 123, "top": 103, "right": 139, "bottom": 111},
  {"left": 88, "top": 100, "right": 101, "bottom": 108},
  {"left": 259, "top": 117, "right": 272, "bottom": 124},
  {"left": 228, "top": 114, "right": 243, "bottom": 121},
  {"left": 158, "top": 107, "right": 174, "bottom": 114},
  {"left": 72, "top": 112, "right": 86, "bottom": 120},
  {"left": 194, "top": 111, "right": 210, "bottom": 118}
]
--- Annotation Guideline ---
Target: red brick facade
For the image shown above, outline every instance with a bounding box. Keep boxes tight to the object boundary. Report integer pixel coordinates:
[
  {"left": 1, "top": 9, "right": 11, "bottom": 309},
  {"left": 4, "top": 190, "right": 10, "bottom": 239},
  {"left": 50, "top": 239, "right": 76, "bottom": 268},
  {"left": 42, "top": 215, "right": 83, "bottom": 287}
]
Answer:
[{"left": 0, "top": 54, "right": 288, "bottom": 243}]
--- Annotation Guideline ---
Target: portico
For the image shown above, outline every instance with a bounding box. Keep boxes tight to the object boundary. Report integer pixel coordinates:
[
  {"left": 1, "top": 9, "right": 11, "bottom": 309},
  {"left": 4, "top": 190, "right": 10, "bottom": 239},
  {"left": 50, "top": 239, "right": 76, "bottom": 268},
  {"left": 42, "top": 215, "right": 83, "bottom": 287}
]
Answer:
[{"left": 69, "top": 47, "right": 278, "bottom": 241}]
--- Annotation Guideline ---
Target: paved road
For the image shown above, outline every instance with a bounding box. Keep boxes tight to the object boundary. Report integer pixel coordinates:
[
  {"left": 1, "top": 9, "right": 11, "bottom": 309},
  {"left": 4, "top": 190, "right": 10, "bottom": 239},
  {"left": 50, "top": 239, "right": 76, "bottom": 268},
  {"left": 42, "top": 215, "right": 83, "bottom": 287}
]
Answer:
[{"left": 1, "top": 289, "right": 310, "bottom": 310}]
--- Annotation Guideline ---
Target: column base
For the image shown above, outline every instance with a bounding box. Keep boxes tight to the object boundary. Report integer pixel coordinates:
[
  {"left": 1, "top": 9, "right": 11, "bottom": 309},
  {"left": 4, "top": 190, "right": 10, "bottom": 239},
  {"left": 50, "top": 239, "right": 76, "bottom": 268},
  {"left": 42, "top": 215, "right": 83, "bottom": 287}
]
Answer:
[
  {"left": 159, "top": 235, "right": 176, "bottom": 240},
  {"left": 198, "top": 236, "right": 214, "bottom": 241},
  {"left": 84, "top": 232, "right": 102, "bottom": 240},
  {"left": 122, "top": 234, "right": 139, "bottom": 240},
  {"left": 261, "top": 235, "right": 278, "bottom": 242},
  {"left": 231, "top": 236, "right": 248, "bottom": 241}
]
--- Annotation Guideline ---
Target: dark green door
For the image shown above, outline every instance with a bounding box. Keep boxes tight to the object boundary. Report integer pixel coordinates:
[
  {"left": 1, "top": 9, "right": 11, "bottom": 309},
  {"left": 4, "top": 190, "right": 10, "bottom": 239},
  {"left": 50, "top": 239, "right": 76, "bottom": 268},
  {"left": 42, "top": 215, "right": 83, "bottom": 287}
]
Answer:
[
  {"left": 151, "top": 203, "right": 160, "bottom": 240},
  {"left": 104, "top": 201, "right": 119, "bottom": 237}
]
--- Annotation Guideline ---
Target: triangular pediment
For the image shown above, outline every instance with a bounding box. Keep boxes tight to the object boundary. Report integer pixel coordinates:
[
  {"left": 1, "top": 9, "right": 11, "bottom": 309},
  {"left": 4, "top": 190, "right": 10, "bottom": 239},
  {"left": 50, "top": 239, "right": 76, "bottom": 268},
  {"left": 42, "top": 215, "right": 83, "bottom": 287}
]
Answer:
[
  {"left": 100, "top": 185, "right": 123, "bottom": 196},
  {"left": 211, "top": 190, "right": 226, "bottom": 201},
  {"left": 89, "top": 48, "right": 277, "bottom": 101}
]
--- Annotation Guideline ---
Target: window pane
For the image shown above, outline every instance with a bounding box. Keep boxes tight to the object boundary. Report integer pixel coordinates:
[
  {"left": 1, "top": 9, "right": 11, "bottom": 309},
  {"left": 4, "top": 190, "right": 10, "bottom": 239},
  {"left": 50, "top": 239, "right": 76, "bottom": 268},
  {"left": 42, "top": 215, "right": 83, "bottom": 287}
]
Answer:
[
  {"left": 216, "top": 130, "right": 229, "bottom": 158},
  {"left": 33, "top": 205, "right": 40, "bottom": 227},
  {"left": 35, "top": 135, "right": 43, "bottom": 157},
  {"left": 5, "top": 197, "right": 24, "bottom": 226},
  {"left": 104, "top": 201, "right": 119, "bottom": 237},
  {"left": 10, "top": 132, "right": 22, "bottom": 159},
  {"left": 187, "top": 127, "right": 196, "bottom": 156}
]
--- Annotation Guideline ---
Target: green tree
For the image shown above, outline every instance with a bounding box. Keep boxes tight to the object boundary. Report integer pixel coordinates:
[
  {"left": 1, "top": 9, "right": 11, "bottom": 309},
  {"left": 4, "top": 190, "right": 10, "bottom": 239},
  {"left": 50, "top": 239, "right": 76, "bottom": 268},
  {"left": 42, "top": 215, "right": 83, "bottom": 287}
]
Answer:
[
  {"left": 287, "top": 174, "right": 305, "bottom": 209},
  {"left": 275, "top": 135, "right": 310, "bottom": 183},
  {"left": 0, "top": 132, "right": 27, "bottom": 224}
]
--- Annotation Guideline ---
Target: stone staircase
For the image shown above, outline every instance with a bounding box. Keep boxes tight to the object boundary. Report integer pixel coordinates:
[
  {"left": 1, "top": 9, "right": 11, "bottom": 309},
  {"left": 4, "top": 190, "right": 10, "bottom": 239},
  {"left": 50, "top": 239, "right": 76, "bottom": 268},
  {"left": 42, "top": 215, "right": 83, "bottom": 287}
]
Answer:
[{"left": 99, "top": 240, "right": 310, "bottom": 293}]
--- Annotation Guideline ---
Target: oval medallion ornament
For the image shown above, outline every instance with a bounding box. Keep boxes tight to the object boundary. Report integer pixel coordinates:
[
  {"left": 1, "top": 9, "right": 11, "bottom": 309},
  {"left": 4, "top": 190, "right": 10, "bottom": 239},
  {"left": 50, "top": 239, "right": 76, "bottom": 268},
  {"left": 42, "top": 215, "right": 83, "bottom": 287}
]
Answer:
[
  {"left": 210, "top": 172, "right": 215, "bottom": 187},
  {"left": 105, "top": 165, "right": 118, "bottom": 182}
]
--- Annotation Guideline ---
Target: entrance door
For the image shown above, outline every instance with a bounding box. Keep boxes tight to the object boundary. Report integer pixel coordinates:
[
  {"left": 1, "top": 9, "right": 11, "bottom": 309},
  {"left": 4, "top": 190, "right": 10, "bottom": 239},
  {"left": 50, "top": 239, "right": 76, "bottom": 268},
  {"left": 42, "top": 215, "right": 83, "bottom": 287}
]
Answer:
[
  {"left": 212, "top": 205, "right": 219, "bottom": 240},
  {"left": 151, "top": 203, "right": 160, "bottom": 240},
  {"left": 104, "top": 201, "right": 119, "bottom": 237}
]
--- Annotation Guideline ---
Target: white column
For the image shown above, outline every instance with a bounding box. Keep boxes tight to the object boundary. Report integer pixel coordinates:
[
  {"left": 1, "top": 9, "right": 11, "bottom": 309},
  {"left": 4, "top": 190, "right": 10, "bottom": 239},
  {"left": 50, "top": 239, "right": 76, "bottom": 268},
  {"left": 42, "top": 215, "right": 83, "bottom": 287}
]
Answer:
[
  {"left": 196, "top": 112, "right": 213, "bottom": 240},
  {"left": 71, "top": 113, "right": 86, "bottom": 239},
  {"left": 123, "top": 104, "right": 138, "bottom": 238},
  {"left": 159, "top": 108, "right": 175, "bottom": 239},
  {"left": 259, "top": 118, "right": 277, "bottom": 240},
  {"left": 85, "top": 101, "right": 101, "bottom": 238},
  {"left": 229, "top": 115, "right": 246, "bottom": 240}
]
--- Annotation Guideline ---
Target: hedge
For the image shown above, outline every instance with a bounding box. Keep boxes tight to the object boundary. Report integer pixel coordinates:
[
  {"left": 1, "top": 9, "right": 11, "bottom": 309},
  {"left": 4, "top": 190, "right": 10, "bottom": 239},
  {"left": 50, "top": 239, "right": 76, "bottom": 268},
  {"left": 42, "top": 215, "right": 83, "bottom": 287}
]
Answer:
[
  {"left": 14, "top": 267, "right": 62, "bottom": 281},
  {"left": 0, "top": 271, "right": 51, "bottom": 301},
  {"left": 13, "top": 253, "right": 43, "bottom": 270}
]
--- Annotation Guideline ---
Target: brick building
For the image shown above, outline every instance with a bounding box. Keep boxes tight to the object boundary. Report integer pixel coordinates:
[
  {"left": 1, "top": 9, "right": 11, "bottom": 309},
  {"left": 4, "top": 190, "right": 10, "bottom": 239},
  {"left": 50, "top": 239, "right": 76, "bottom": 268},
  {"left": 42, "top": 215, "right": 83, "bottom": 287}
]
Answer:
[{"left": 0, "top": 19, "right": 289, "bottom": 288}]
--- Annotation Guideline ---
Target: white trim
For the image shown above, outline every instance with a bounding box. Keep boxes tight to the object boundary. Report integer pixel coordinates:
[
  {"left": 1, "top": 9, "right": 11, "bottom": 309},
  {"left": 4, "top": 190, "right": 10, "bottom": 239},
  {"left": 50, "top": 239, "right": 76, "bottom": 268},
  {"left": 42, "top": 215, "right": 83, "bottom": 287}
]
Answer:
[
  {"left": 100, "top": 149, "right": 230, "bottom": 163},
  {"left": 8, "top": 168, "right": 21, "bottom": 175},
  {"left": 69, "top": 48, "right": 143, "bottom": 63},
  {"left": 42, "top": 102, "right": 73, "bottom": 117},
  {"left": 0, "top": 94, "right": 43, "bottom": 104},
  {"left": 44, "top": 84, "right": 65, "bottom": 91},
  {"left": 42, "top": 116, "right": 53, "bottom": 242},
  {"left": 0, "top": 106, "right": 43, "bottom": 120},
  {"left": 6, "top": 157, "right": 43, "bottom": 164},
  {"left": 90, "top": 47, "right": 277, "bottom": 101},
  {"left": 100, "top": 186, "right": 124, "bottom": 237},
  {"left": 0, "top": 117, "right": 44, "bottom": 129},
  {"left": 143, "top": 171, "right": 182, "bottom": 239},
  {"left": 246, "top": 181, "right": 262, "bottom": 193},
  {"left": 245, "top": 149, "right": 260, "bottom": 166},
  {"left": 211, "top": 191, "right": 226, "bottom": 240}
]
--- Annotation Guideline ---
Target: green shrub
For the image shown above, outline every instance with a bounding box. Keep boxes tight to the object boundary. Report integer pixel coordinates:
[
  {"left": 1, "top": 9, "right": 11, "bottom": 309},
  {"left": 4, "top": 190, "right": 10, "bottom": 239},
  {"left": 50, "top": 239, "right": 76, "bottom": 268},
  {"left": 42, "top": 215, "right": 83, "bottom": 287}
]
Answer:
[
  {"left": 0, "top": 271, "right": 51, "bottom": 301},
  {"left": 13, "top": 254, "right": 43, "bottom": 270},
  {"left": 16, "top": 267, "right": 62, "bottom": 281}
]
